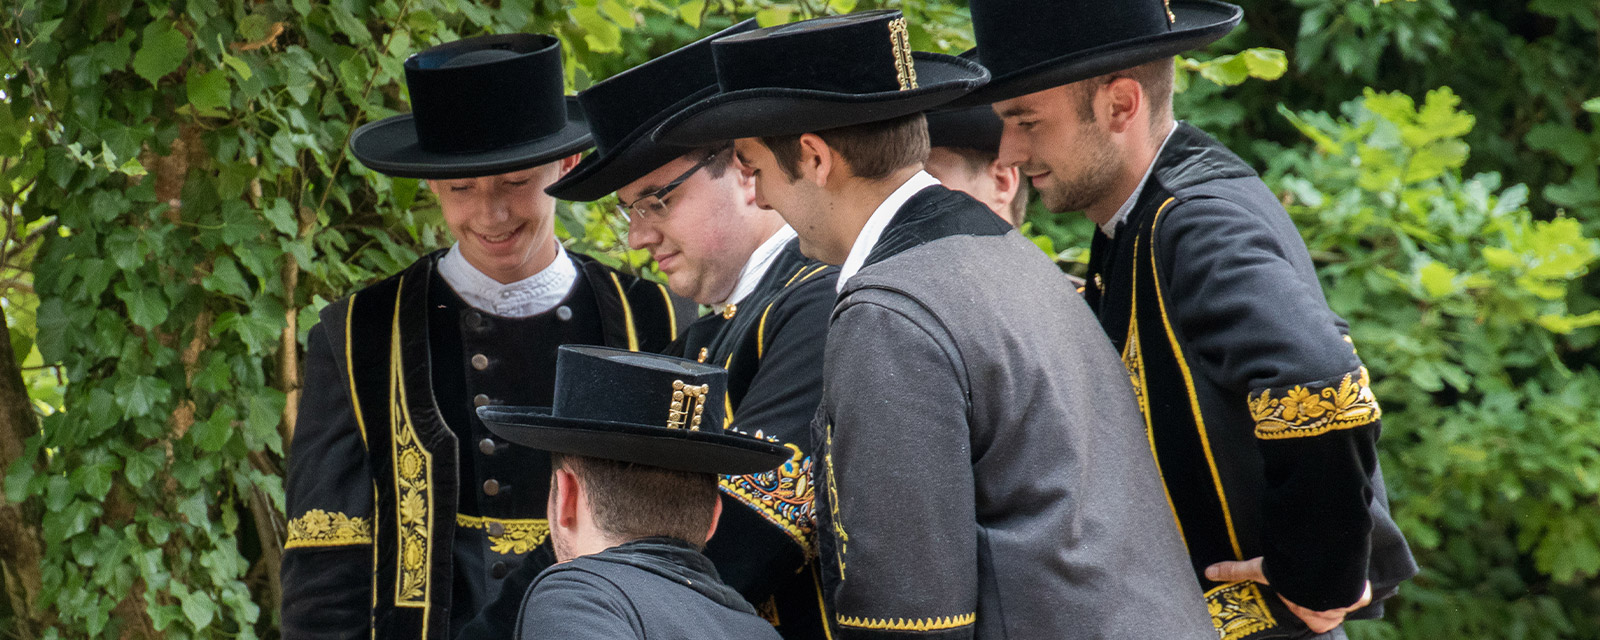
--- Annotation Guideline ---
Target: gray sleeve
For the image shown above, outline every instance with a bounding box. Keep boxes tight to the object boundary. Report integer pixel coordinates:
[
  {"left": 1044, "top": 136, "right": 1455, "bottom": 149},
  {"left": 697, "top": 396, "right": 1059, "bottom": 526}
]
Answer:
[
  {"left": 516, "top": 569, "right": 643, "bottom": 640},
  {"left": 821, "top": 296, "right": 977, "bottom": 638}
]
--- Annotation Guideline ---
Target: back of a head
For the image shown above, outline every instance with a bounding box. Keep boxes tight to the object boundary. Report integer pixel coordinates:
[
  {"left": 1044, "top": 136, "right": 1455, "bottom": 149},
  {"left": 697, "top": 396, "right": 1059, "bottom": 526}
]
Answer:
[
  {"left": 760, "top": 112, "right": 930, "bottom": 182},
  {"left": 556, "top": 453, "right": 720, "bottom": 548}
]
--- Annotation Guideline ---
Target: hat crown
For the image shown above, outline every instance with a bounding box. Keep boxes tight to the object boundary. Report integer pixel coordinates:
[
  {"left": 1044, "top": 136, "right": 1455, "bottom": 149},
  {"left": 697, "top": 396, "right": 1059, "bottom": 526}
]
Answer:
[
  {"left": 971, "top": 0, "right": 1173, "bottom": 77},
  {"left": 712, "top": 10, "right": 920, "bottom": 95},
  {"left": 549, "top": 346, "right": 731, "bottom": 434},
  {"left": 403, "top": 34, "right": 570, "bottom": 157}
]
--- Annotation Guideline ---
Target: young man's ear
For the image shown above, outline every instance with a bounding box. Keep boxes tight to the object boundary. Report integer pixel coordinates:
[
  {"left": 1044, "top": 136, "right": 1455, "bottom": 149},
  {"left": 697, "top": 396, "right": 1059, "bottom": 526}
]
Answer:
[
  {"left": 557, "top": 152, "right": 583, "bottom": 176},
  {"left": 704, "top": 493, "right": 725, "bottom": 544},
  {"left": 550, "top": 466, "right": 581, "bottom": 532},
  {"left": 796, "top": 133, "right": 834, "bottom": 187},
  {"left": 989, "top": 159, "right": 1021, "bottom": 209},
  {"left": 1102, "top": 76, "right": 1144, "bottom": 135}
]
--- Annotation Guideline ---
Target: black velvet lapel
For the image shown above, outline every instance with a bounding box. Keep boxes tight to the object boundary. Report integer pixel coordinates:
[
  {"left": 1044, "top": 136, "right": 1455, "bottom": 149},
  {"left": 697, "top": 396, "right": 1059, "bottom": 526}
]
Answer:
[{"left": 862, "top": 185, "right": 1012, "bottom": 270}]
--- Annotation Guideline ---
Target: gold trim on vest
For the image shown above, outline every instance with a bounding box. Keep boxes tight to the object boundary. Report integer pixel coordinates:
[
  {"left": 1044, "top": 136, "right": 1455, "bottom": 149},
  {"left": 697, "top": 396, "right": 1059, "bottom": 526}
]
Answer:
[
  {"left": 389, "top": 277, "right": 434, "bottom": 610},
  {"left": 455, "top": 514, "right": 551, "bottom": 555}
]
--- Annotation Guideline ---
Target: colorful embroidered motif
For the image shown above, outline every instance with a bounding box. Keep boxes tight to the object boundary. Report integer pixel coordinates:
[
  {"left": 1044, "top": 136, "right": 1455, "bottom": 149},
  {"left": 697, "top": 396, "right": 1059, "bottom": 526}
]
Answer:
[
  {"left": 887, "top": 17, "right": 918, "bottom": 90},
  {"left": 838, "top": 612, "right": 976, "bottom": 631},
  {"left": 1205, "top": 581, "right": 1277, "bottom": 640},
  {"left": 286, "top": 509, "right": 372, "bottom": 548},
  {"left": 1249, "top": 366, "right": 1382, "bottom": 439},
  {"left": 720, "top": 444, "right": 816, "bottom": 550},
  {"left": 455, "top": 515, "right": 550, "bottom": 555},
  {"left": 389, "top": 291, "right": 432, "bottom": 608}
]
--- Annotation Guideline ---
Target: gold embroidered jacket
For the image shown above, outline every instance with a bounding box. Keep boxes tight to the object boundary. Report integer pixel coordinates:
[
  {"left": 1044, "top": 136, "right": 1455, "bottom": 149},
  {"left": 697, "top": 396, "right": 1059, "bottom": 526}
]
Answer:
[
  {"left": 280, "top": 251, "right": 689, "bottom": 640},
  {"left": 1083, "top": 123, "right": 1418, "bottom": 640}
]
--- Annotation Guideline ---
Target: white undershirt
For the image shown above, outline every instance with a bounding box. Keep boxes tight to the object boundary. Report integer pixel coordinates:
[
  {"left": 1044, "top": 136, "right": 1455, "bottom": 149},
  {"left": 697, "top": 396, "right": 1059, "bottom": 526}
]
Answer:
[
  {"left": 712, "top": 225, "right": 798, "bottom": 315},
  {"left": 1101, "top": 123, "right": 1179, "bottom": 239},
  {"left": 836, "top": 170, "right": 943, "bottom": 293},
  {"left": 437, "top": 242, "right": 577, "bottom": 318}
]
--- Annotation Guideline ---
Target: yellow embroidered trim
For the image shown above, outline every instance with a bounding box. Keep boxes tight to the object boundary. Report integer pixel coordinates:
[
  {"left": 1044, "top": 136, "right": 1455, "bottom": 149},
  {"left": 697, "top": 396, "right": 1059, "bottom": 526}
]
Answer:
[
  {"left": 720, "top": 444, "right": 815, "bottom": 550},
  {"left": 886, "top": 17, "right": 918, "bottom": 91},
  {"left": 1149, "top": 197, "right": 1244, "bottom": 560},
  {"left": 388, "top": 277, "right": 433, "bottom": 615},
  {"left": 824, "top": 423, "right": 848, "bottom": 578},
  {"left": 608, "top": 273, "right": 640, "bottom": 351},
  {"left": 1249, "top": 367, "right": 1381, "bottom": 439},
  {"left": 810, "top": 565, "right": 836, "bottom": 640},
  {"left": 344, "top": 293, "right": 368, "bottom": 447},
  {"left": 783, "top": 265, "right": 809, "bottom": 287},
  {"left": 455, "top": 515, "right": 550, "bottom": 555},
  {"left": 800, "top": 265, "right": 829, "bottom": 282},
  {"left": 757, "top": 303, "right": 774, "bottom": 359},
  {"left": 1205, "top": 581, "right": 1278, "bottom": 640},
  {"left": 1121, "top": 239, "right": 1186, "bottom": 552},
  {"left": 838, "top": 612, "right": 975, "bottom": 631},
  {"left": 657, "top": 283, "right": 678, "bottom": 337},
  {"left": 756, "top": 595, "right": 781, "bottom": 627},
  {"left": 285, "top": 509, "right": 373, "bottom": 548}
]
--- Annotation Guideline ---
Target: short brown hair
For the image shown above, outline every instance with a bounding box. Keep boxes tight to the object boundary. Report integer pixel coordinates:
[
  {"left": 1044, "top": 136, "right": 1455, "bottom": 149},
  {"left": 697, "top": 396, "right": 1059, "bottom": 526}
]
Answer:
[
  {"left": 553, "top": 453, "right": 719, "bottom": 548},
  {"left": 935, "top": 146, "right": 1030, "bottom": 224},
  {"left": 1073, "top": 57, "right": 1174, "bottom": 131},
  {"left": 760, "top": 112, "right": 929, "bottom": 181},
  {"left": 690, "top": 141, "right": 736, "bottom": 180}
]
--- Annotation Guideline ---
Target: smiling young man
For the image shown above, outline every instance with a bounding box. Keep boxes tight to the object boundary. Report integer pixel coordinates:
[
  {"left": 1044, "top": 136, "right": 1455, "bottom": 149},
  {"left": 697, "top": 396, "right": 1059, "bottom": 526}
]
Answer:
[
  {"left": 280, "top": 34, "right": 690, "bottom": 640},
  {"left": 655, "top": 11, "right": 1213, "bottom": 639},
  {"left": 961, "top": 1, "right": 1418, "bottom": 638},
  {"left": 538, "top": 21, "right": 838, "bottom": 638}
]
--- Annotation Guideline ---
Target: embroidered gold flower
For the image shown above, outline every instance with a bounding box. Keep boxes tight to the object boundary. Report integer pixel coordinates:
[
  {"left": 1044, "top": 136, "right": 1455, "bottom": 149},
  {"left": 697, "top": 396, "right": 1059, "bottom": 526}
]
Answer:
[
  {"left": 1205, "top": 581, "right": 1277, "bottom": 640},
  {"left": 399, "top": 450, "right": 423, "bottom": 478},
  {"left": 1251, "top": 367, "right": 1381, "bottom": 439},
  {"left": 400, "top": 491, "right": 426, "bottom": 525},
  {"left": 285, "top": 509, "right": 372, "bottom": 548}
]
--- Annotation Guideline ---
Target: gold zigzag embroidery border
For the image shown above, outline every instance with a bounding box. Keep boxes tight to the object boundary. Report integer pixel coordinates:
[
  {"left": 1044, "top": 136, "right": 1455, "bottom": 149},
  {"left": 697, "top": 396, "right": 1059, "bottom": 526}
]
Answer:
[{"left": 838, "top": 612, "right": 976, "bottom": 631}]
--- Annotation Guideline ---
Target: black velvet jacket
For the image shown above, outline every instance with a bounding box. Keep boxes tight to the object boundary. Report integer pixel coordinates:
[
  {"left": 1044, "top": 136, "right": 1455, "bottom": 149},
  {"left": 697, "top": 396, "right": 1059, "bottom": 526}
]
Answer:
[
  {"left": 280, "top": 250, "right": 691, "bottom": 640},
  {"left": 1084, "top": 123, "right": 1418, "bottom": 639}
]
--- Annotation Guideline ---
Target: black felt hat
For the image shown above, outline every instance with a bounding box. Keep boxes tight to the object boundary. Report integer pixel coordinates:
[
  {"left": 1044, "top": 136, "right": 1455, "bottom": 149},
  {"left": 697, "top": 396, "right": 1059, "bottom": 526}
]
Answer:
[
  {"left": 926, "top": 104, "right": 1003, "bottom": 153},
  {"left": 545, "top": 20, "right": 760, "bottom": 202},
  {"left": 349, "top": 33, "right": 593, "bottom": 179},
  {"left": 477, "top": 345, "right": 789, "bottom": 475},
  {"left": 956, "top": 0, "right": 1243, "bottom": 106},
  {"left": 652, "top": 10, "right": 990, "bottom": 147}
]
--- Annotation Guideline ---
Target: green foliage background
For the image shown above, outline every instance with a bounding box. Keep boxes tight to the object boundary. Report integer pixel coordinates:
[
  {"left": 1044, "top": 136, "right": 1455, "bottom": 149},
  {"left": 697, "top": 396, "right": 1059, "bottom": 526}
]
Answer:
[{"left": 0, "top": 0, "right": 1596, "bottom": 639}]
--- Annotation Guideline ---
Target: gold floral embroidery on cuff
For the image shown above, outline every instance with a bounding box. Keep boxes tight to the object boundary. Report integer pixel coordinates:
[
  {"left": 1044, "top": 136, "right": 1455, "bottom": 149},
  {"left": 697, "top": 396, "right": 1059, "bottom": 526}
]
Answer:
[
  {"left": 1205, "top": 581, "right": 1278, "bottom": 640},
  {"left": 285, "top": 509, "right": 372, "bottom": 548},
  {"left": 455, "top": 515, "right": 551, "bottom": 555},
  {"left": 720, "top": 444, "right": 816, "bottom": 551},
  {"left": 838, "top": 612, "right": 975, "bottom": 631},
  {"left": 1249, "top": 366, "right": 1382, "bottom": 439}
]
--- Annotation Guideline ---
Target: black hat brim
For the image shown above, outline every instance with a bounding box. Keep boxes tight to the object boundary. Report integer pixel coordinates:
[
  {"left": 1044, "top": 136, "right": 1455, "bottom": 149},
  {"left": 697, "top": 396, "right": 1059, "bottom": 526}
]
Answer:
[
  {"left": 545, "top": 87, "right": 720, "bottom": 202},
  {"left": 653, "top": 52, "right": 989, "bottom": 147},
  {"left": 479, "top": 406, "right": 790, "bottom": 476},
  {"left": 351, "top": 98, "right": 594, "bottom": 179},
  {"left": 954, "top": 0, "right": 1242, "bottom": 107}
]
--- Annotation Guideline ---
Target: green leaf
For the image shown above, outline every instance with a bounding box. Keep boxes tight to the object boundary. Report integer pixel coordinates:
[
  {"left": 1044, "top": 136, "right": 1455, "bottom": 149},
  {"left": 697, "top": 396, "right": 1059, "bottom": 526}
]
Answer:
[
  {"left": 246, "top": 389, "right": 287, "bottom": 452},
  {"left": 116, "top": 375, "right": 172, "bottom": 419},
  {"left": 123, "top": 447, "right": 163, "bottom": 486},
  {"left": 115, "top": 282, "right": 170, "bottom": 329},
  {"left": 1240, "top": 48, "right": 1288, "bottom": 81},
  {"left": 132, "top": 20, "right": 189, "bottom": 87},
  {"left": 1583, "top": 97, "right": 1600, "bottom": 114},
  {"left": 181, "top": 585, "right": 217, "bottom": 629},
  {"left": 676, "top": 0, "right": 704, "bottom": 27},
  {"left": 1418, "top": 261, "right": 1459, "bottom": 299},
  {"left": 185, "top": 67, "right": 231, "bottom": 113},
  {"left": 572, "top": 7, "right": 622, "bottom": 52},
  {"left": 755, "top": 8, "right": 792, "bottom": 27},
  {"left": 192, "top": 405, "right": 236, "bottom": 453},
  {"left": 262, "top": 198, "right": 298, "bottom": 236}
]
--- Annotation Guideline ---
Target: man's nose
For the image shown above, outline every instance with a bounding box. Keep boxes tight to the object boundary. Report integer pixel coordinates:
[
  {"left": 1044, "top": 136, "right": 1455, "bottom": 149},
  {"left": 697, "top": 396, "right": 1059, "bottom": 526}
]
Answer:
[
  {"left": 996, "top": 124, "right": 1028, "bottom": 169},
  {"left": 626, "top": 218, "right": 658, "bottom": 251}
]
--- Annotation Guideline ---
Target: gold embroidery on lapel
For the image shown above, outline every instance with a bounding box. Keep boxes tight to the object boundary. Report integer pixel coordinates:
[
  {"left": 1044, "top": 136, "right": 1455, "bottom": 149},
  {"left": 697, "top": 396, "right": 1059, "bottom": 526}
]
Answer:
[
  {"left": 455, "top": 515, "right": 550, "bottom": 555},
  {"left": 888, "top": 18, "right": 918, "bottom": 90},
  {"left": 388, "top": 277, "right": 433, "bottom": 613},
  {"left": 668, "top": 380, "right": 710, "bottom": 430},
  {"left": 720, "top": 444, "right": 816, "bottom": 551},
  {"left": 286, "top": 509, "right": 373, "bottom": 548},
  {"left": 1121, "top": 238, "right": 1186, "bottom": 551},
  {"left": 1205, "top": 581, "right": 1278, "bottom": 640},
  {"left": 1249, "top": 367, "right": 1381, "bottom": 439}
]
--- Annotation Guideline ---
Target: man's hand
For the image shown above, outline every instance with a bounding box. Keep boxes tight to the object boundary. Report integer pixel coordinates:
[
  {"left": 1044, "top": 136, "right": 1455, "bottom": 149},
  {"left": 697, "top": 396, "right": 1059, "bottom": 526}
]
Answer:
[{"left": 1205, "top": 557, "right": 1372, "bottom": 634}]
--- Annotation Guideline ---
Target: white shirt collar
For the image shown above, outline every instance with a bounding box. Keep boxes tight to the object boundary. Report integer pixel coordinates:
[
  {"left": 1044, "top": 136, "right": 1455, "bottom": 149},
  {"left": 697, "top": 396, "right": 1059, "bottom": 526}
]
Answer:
[
  {"left": 712, "top": 225, "right": 798, "bottom": 314},
  {"left": 1101, "top": 123, "right": 1179, "bottom": 239},
  {"left": 836, "top": 170, "right": 942, "bottom": 293},
  {"left": 437, "top": 242, "right": 578, "bottom": 318}
]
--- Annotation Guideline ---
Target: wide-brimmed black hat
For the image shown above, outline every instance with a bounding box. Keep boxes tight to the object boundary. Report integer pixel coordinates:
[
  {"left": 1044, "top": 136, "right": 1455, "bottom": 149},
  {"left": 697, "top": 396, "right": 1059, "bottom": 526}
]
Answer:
[
  {"left": 477, "top": 345, "right": 789, "bottom": 475},
  {"left": 956, "top": 0, "right": 1243, "bottom": 106},
  {"left": 350, "top": 33, "right": 593, "bottom": 179},
  {"left": 926, "top": 104, "right": 1003, "bottom": 153},
  {"left": 652, "top": 10, "right": 990, "bottom": 147},
  {"left": 545, "top": 20, "right": 759, "bottom": 202}
]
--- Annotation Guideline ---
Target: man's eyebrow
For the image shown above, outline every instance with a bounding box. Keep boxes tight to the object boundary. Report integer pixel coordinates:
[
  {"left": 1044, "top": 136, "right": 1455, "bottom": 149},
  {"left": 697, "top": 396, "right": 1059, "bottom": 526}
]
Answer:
[{"left": 997, "top": 105, "right": 1035, "bottom": 119}]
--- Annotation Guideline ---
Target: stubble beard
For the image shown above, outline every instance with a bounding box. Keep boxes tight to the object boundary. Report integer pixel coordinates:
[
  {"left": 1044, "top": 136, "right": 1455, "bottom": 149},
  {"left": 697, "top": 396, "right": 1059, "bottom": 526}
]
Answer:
[{"left": 1037, "top": 123, "right": 1122, "bottom": 215}]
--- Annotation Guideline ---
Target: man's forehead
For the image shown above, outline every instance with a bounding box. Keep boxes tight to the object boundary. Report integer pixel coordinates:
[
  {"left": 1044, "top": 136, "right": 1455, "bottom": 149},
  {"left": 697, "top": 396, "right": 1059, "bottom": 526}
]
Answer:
[
  {"left": 618, "top": 153, "right": 700, "bottom": 199},
  {"left": 995, "top": 86, "right": 1068, "bottom": 119}
]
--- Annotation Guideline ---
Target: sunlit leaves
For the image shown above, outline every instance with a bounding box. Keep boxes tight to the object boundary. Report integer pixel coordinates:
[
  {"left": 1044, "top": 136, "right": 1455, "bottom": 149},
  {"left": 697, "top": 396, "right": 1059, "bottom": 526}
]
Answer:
[{"left": 132, "top": 20, "right": 189, "bottom": 86}]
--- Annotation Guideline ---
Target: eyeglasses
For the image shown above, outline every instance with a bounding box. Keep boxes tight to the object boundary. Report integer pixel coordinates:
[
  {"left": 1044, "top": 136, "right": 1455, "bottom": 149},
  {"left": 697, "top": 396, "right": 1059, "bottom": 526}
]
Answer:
[{"left": 617, "top": 153, "right": 718, "bottom": 223}]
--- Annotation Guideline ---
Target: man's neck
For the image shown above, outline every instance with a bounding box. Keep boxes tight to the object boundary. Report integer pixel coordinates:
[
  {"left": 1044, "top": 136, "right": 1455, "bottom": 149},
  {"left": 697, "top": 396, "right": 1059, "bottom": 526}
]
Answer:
[
  {"left": 824, "top": 165, "right": 923, "bottom": 262},
  {"left": 1084, "top": 121, "right": 1175, "bottom": 226}
]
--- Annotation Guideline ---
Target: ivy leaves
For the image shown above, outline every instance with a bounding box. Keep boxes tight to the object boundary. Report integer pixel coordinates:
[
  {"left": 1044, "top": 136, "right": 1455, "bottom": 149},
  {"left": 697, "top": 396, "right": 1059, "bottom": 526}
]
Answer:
[{"left": 134, "top": 20, "right": 189, "bottom": 86}]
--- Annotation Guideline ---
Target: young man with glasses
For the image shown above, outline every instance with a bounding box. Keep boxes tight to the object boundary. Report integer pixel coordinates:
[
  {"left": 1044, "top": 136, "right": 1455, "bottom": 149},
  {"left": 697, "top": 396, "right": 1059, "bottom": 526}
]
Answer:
[{"left": 466, "top": 20, "right": 839, "bottom": 640}]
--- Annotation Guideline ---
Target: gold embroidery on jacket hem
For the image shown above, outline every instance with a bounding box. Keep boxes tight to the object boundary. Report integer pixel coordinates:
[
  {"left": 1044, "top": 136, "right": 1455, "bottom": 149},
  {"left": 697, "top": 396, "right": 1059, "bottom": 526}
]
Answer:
[
  {"left": 1205, "top": 581, "right": 1278, "bottom": 640},
  {"left": 1249, "top": 366, "right": 1382, "bottom": 440},
  {"left": 456, "top": 515, "right": 550, "bottom": 555},
  {"left": 286, "top": 509, "right": 372, "bottom": 548},
  {"left": 389, "top": 278, "right": 432, "bottom": 610},
  {"left": 838, "top": 612, "right": 976, "bottom": 631},
  {"left": 720, "top": 444, "right": 816, "bottom": 551}
]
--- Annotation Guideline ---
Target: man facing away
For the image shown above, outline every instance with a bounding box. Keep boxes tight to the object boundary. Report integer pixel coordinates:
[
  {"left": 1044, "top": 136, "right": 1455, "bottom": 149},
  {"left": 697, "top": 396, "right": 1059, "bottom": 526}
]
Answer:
[
  {"left": 923, "top": 104, "right": 1027, "bottom": 227},
  {"left": 962, "top": 0, "right": 1418, "bottom": 638},
  {"left": 540, "top": 19, "right": 838, "bottom": 638},
  {"left": 477, "top": 345, "right": 790, "bottom": 640},
  {"left": 655, "top": 10, "right": 1214, "bottom": 639},
  {"left": 280, "top": 34, "right": 690, "bottom": 640}
]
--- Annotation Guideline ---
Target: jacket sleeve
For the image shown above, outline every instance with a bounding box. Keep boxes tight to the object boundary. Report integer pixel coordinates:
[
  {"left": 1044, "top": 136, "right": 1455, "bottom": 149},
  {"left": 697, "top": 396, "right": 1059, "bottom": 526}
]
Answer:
[
  {"left": 820, "top": 294, "right": 977, "bottom": 640},
  {"left": 1156, "top": 196, "right": 1380, "bottom": 611},
  {"left": 281, "top": 321, "right": 376, "bottom": 640}
]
